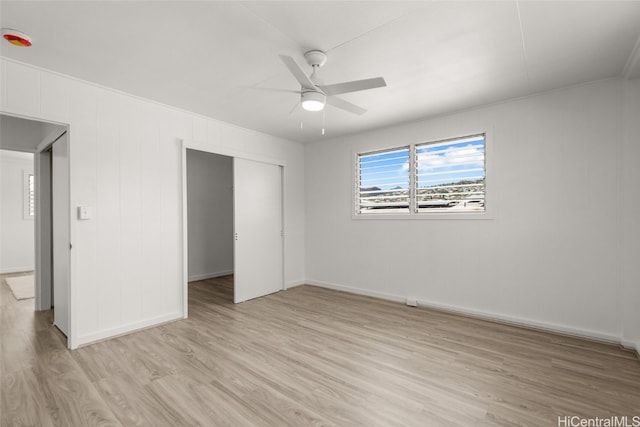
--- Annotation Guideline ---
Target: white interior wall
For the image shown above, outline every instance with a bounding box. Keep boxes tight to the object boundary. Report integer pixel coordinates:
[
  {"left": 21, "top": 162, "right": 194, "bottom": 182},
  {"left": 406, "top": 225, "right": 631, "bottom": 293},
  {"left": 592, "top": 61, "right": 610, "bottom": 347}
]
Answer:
[
  {"left": 187, "top": 150, "right": 233, "bottom": 282},
  {"left": 0, "top": 57, "right": 306, "bottom": 348},
  {"left": 305, "top": 78, "right": 632, "bottom": 345},
  {"left": 0, "top": 150, "right": 34, "bottom": 273},
  {"left": 2, "top": 54, "right": 634, "bottom": 352},
  {"left": 621, "top": 77, "right": 640, "bottom": 352}
]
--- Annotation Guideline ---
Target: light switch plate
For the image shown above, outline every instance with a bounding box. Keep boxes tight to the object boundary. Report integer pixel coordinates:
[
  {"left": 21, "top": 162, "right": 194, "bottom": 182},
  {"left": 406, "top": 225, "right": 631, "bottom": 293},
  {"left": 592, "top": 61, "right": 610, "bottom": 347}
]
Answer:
[{"left": 77, "top": 205, "right": 92, "bottom": 220}]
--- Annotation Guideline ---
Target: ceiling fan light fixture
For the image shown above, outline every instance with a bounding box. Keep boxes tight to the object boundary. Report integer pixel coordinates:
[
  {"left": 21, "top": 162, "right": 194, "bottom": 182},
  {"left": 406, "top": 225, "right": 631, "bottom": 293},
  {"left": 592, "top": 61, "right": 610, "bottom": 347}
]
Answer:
[{"left": 301, "top": 91, "right": 326, "bottom": 112}]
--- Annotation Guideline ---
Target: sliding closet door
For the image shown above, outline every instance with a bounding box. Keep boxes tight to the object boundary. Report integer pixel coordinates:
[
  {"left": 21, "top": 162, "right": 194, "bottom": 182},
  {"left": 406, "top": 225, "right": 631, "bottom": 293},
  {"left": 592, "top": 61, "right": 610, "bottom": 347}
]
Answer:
[{"left": 233, "top": 158, "right": 283, "bottom": 303}]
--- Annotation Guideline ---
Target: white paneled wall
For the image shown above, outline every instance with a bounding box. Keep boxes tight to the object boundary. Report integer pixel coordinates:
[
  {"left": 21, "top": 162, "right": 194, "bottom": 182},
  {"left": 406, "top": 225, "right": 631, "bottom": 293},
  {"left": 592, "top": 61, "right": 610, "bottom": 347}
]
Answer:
[
  {"left": 0, "top": 151, "right": 34, "bottom": 273},
  {"left": 305, "top": 78, "right": 636, "bottom": 349},
  {"left": 622, "top": 77, "right": 640, "bottom": 352},
  {"left": 0, "top": 57, "right": 305, "bottom": 348}
]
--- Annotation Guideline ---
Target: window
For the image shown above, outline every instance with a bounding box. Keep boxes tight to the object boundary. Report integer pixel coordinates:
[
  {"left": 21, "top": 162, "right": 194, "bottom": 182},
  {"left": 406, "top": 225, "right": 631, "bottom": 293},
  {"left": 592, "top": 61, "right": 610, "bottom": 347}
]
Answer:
[
  {"left": 356, "top": 147, "right": 410, "bottom": 213},
  {"left": 24, "top": 171, "right": 35, "bottom": 219},
  {"left": 356, "top": 134, "right": 486, "bottom": 216},
  {"left": 415, "top": 135, "right": 485, "bottom": 213}
]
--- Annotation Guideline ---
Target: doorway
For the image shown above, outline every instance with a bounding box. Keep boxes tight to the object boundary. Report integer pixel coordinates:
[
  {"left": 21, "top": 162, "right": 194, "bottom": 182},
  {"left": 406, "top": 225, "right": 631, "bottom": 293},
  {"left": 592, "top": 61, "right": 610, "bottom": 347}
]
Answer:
[
  {"left": 0, "top": 150, "right": 36, "bottom": 305},
  {"left": 0, "top": 150, "right": 35, "bottom": 276},
  {"left": 0, "top": 113, "right": 70, "bottom": 344},
  {"left": 186, "top": 149, "right": 234, "bottom": 302},
  {"left": 182, "top": 142, "right": 284, "bottom": 316}
]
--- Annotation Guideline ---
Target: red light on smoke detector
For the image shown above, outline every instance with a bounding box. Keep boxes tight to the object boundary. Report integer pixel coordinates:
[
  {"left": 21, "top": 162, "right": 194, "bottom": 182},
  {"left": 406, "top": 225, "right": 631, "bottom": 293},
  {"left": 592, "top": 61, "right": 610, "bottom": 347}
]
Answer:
[{"left": 2, "top": 29, "right": 32, "bottom": 47}]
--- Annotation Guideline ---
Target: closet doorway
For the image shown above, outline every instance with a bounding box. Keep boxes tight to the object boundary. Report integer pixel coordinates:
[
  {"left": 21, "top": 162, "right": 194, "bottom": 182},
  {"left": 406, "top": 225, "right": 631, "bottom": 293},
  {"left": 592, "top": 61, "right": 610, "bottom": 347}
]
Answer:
[{"left": 183, "top": 147, "right": 283, "bottom": 314}]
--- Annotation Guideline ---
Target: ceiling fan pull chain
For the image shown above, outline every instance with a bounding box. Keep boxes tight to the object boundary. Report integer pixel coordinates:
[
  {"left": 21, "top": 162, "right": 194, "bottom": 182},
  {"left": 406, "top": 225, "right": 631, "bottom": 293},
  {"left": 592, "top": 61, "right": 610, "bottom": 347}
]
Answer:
[{"left": 322, "top": 109, "right": 326, "bottom": 136}]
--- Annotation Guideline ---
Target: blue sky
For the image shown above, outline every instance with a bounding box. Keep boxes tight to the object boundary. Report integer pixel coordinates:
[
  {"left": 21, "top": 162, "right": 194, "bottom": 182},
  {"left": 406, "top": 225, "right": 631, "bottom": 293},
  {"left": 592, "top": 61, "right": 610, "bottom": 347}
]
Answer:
[
  {"left": 359, "top": 136, "right": 485, "bottom": 191},
  {"left": 359, "top": 147, "right": 410, "bottom": 191}
]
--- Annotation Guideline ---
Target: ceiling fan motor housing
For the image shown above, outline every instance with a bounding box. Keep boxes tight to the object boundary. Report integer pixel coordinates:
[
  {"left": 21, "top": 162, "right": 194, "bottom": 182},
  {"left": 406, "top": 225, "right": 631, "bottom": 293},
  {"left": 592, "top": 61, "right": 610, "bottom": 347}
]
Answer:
[{"left": 304, "top": 50, "right": 327, "bottom": 68}]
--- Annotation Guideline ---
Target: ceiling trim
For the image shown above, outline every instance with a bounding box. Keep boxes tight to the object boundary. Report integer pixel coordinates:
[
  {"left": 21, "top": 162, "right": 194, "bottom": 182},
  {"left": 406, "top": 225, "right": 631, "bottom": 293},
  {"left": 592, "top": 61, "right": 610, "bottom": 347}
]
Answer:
[
  {"left": 514, "top": 0, "right": 531, "bottom": 86},
  {"left": 622, "top": 34, "right": 640, "bottom": 79},
  {"left": 325, "top": 9, "right": 422, "bottom": 53}
]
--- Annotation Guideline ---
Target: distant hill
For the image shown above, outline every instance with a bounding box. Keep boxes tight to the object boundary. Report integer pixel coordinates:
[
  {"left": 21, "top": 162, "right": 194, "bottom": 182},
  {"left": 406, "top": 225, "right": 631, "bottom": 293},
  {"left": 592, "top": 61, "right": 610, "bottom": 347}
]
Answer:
[{"left": 360, "top": 186, "right": 383, "bottom": 196}]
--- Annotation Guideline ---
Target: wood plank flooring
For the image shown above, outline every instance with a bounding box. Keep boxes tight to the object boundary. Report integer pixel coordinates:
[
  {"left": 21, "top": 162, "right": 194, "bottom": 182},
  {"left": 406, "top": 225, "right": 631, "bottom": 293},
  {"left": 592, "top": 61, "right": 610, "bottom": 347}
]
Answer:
[{"left": 2, "top": 272, "right": 639, "bottom": 426}]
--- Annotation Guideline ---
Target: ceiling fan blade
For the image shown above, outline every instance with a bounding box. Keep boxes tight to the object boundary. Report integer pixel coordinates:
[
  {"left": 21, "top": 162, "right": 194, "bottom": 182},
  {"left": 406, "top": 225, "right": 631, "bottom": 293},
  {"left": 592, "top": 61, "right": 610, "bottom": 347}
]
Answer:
[
  {"left": 241, "top": 86, "right": 299, "bottom": 94},
  {"left": 326, "top": 96, "right": 367, "bottom": 115},
  {"left": 279, "top": 55, "right": 316, "bottom": 91},
  {"left": 318, "top": 77, "right": 386, "bottom": 96},
  {"left": 287, "top": 99, "right": 300, "bottom": 115}
]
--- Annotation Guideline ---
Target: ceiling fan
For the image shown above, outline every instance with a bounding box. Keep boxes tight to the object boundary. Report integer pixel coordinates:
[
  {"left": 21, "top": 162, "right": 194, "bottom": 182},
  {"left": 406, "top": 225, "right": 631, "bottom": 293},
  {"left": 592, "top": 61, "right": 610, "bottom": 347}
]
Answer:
[{"left": 279, "top": 50, "right": 386, "bottom": 115}]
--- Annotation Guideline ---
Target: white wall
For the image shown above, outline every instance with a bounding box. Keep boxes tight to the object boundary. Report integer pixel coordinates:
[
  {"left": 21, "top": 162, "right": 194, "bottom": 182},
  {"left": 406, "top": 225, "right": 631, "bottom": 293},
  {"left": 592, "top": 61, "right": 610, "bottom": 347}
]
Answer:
[
  {"left": 0, "top": 150, "right": 34, "bottom": 273},
  {"left": 187, "top": 150, "right": 233, "bottom": 281},
  {"left": 3, "top": 53, "right": 633, "bottom": 352},
  {"left": 306, "top": 78, "right": 632, "bottom": 345},
  {"left": 621, "top": 77, "right": 640, "bottom": 352},
  {"left": 0, "top": 57, "right": 306, "bottom": 348}
]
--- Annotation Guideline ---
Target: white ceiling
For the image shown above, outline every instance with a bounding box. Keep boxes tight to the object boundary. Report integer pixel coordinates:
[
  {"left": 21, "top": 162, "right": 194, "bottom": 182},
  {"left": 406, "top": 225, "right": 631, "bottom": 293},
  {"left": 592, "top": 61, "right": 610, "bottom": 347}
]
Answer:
[
  {"left": 0, "top": 114, "right": 65, "bottom": 152},
  {"left": 1, "top": 1, "right": 639, "bottom": 144}
]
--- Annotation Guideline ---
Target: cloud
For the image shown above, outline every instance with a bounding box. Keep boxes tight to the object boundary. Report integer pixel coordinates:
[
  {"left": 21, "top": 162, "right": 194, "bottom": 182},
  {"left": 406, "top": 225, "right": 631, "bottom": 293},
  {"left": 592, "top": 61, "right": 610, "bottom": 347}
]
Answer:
[{"left": 418, "top": 144, "right": 484, "bottom": 171}]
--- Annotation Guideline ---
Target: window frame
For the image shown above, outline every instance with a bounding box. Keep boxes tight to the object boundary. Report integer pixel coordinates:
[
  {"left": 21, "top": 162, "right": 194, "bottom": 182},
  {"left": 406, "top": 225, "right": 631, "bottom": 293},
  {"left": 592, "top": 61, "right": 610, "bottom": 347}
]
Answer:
[
  {"left": 352, "top": 130, "right": 493, "bottom": 220},
  {"left": 23, "top": 170, "right": 35, "bottom": 220},
  {"left": 355, "top": 145, "right": 411, "bottom": 214}
]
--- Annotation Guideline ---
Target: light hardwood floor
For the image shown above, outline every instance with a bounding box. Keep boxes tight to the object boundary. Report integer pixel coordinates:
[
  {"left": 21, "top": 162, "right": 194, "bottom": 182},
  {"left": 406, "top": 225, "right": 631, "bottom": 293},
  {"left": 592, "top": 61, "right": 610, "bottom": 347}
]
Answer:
[{"left": 1, "top": 273, "right": 639, "bottom": 426}]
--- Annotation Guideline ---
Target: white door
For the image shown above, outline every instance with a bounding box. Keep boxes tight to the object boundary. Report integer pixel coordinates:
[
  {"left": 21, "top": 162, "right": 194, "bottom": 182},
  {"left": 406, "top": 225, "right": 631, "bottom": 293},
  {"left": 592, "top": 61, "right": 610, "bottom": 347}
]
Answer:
[
  {"left": 233, "top": 158, "right": 283, "bottom": 303},
  {"left": 52, "top": 134, "right": 70, "bottom": 335}
]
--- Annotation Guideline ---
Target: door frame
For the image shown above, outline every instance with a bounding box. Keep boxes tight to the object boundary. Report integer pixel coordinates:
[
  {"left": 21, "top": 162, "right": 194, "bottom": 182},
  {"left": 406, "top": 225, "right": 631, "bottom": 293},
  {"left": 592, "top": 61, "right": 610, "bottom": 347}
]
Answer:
[
  {"left": 180, "top": 139, "right": 287, "bottom": 317},
  {"left": 50, "top": 132, "right": 71, "bottom": 336},
  {"left": 34, "top": 127, "right": 68, "bottom": 312},
  {"left": 0, "top": 112, "right": 73, "bottom": 348}
]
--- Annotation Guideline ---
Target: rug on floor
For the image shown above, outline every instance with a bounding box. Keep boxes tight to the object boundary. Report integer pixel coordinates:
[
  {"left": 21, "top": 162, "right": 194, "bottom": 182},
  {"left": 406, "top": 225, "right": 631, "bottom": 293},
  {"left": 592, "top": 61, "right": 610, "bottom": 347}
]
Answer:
[{"left": 5, "top": 275, "right": 35, "bottom": 300}]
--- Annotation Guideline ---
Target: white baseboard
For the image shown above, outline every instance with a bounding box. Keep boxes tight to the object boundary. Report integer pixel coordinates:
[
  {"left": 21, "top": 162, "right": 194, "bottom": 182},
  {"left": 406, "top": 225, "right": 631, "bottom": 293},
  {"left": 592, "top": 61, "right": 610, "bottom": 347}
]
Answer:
[
  {"left": 76, "top": 312, "right": 183, "bottom": 349},
  {"left": 306, "top": 279, "right": 622, "bottom": 346},
  {"left": 621, "top": 339, "right": 640, "bottom": 359},
  {"left": 188, "top": 270, "right": 233, "bottom": 283},
  {"left": 414, "top": 298, "right": 620, "bottom": 345},
  {"left": 306, "top": 279, "right": 406, "bottom": 304},
  {"left": 0, "top": 266, "right": 34, "bottom": 274},
  {"left": 285, "top": 280, "right": 306, "bottom": 290}
]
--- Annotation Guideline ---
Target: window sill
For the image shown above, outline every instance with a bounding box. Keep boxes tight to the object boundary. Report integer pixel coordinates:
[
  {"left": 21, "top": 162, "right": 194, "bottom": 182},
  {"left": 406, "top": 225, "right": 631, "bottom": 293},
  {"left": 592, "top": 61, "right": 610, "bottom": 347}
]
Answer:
[{"left": 352, "top": 211, "right": 494, "bottom": 220}]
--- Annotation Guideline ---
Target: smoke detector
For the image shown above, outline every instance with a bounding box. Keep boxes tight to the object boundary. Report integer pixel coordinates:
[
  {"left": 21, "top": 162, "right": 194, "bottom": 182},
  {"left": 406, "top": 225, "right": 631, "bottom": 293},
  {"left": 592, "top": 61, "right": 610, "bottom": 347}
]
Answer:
[{"left": 2, "top": 28, "right": 32, "bottom": 47}]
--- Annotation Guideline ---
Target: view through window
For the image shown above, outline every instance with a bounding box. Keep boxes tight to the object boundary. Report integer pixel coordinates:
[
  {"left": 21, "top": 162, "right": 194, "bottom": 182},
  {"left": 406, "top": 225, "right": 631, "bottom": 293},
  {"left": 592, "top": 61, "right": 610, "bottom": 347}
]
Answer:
[
  {"left": 357, "top": 147, "right": 410, "bottom": 213},
  {"left": 356, "top": 134, "right": 485, "bottom": 215}
]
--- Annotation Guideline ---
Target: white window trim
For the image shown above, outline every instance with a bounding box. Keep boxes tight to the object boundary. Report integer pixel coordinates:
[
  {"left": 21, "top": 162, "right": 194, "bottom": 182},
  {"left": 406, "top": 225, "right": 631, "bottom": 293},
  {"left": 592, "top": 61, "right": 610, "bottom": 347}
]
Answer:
[
  {"left": 23, "top": 170, "right": 35, "bottom": 220},
  {"left": 352, "top": 129, "right": 494, "bottom": 220}
]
